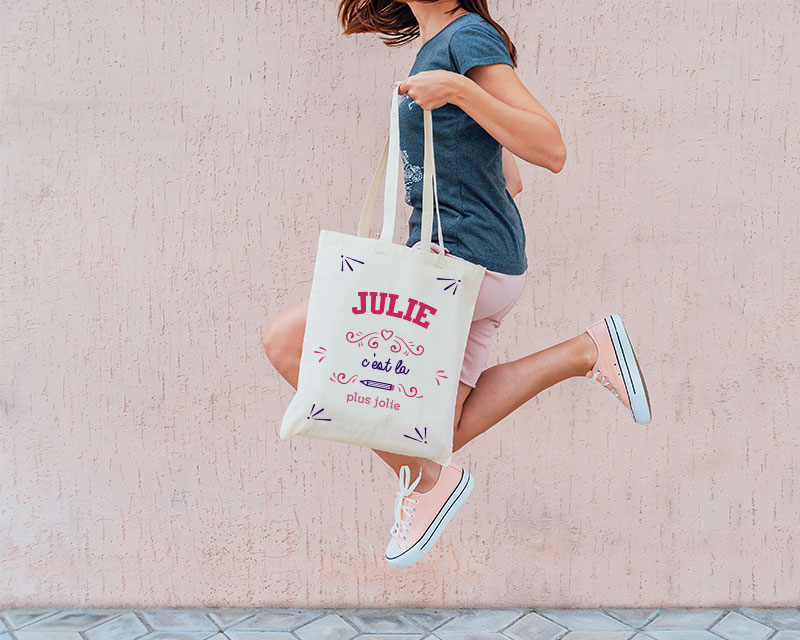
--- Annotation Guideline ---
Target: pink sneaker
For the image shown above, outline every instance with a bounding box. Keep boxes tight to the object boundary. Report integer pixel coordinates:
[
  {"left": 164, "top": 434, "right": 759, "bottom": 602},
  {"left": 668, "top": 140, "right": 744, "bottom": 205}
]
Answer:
[
  {"left": 385, "top": 463, "right": 474, "bottom": 568},
  {"left": 585, "top": 314, "right": 652, "bottom": 425}
]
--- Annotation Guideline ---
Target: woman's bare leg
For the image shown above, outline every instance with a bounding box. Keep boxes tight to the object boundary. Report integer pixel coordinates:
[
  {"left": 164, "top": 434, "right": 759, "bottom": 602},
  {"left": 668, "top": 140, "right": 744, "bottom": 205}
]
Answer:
[
  {"left": 452, "top": 332, "right": 597, "bottom": 452},
  {"left": 263, "top": 299, "right": 597, "bottom": 490},
  {"left": 370, "top": 381, "right": 473, "bottom": 492}
]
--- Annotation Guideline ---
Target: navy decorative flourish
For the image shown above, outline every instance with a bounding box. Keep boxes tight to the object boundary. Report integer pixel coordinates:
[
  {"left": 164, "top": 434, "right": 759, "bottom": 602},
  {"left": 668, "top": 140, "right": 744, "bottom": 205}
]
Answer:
[
  {"left": 404, "top": 426, "right": 428, "bottom": 443},
  {"left": 436, "top": 276, "right": 461, "bottom": 295},
  {"left": 307, "top": 403, "right": 332, "bottom": 421},
  {"left": 340, "top": 255, "right": 364, "bottom": 272}
]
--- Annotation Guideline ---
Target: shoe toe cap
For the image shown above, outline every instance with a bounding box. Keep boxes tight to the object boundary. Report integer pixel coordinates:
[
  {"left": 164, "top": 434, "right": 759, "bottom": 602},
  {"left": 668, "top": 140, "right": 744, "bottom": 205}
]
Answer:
[{"left": 385, "top": 537, "right": 403, "bottom": 560}]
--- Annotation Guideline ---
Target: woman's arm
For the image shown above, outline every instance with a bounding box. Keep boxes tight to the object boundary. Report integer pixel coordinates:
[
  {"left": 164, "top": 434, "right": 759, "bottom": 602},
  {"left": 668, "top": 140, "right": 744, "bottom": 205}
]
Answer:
[
  {"left": 502, "top": 147, "right": 523, "bottom": 197},
  {"left": 449, "top": 65, "right": 566, "bottom": 173}
]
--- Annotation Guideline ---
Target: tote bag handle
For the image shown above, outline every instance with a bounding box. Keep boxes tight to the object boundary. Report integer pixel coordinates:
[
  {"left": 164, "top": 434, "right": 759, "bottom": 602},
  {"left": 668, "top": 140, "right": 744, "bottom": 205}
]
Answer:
[{"left": 357, "top": 85, "right": 445, "bottom": 254}]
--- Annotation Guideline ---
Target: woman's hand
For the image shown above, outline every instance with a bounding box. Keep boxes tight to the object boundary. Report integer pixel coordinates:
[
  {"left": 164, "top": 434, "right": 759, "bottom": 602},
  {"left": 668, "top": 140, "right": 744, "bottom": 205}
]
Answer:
[{"left": 395, "top": 71, "right": 465, "bottom": 110}]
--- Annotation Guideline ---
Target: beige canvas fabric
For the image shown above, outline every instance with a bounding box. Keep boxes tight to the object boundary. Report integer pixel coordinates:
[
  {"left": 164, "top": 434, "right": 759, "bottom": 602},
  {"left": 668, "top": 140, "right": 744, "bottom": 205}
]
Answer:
[{"left": 279, "top": 85, "right": 486, "bottom": 465}]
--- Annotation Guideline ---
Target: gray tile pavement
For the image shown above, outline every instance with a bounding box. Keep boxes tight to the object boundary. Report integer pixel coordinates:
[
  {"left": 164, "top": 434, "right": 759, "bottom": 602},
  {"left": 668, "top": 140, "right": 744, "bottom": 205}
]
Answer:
[{"left": 0, "top": 608, "right": 797, "bottom": 639}]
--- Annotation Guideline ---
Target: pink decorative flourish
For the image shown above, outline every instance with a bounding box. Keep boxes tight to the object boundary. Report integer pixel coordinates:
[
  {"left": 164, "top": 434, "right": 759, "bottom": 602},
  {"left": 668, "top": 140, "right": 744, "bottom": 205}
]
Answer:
[
  {"left": 313, "top": 346, "right": 327, "bottom": 362},
  {"left": 329, "top": 372, "right": 359, "bottom": 385},
  {"left": 396, "top": 383, "right": 423, "bottom": 399},
  {"left": 345, "top": 329, "right": 425, "bottom": 357},
  {"left": 434, "top": 369, "right": 448, "bottom": 386},
  {"left": 391, "top": 335, "right": 424, "bottom": 356},
  {"left": 345, "top": 330, "right": 381, "bottom": 349}
]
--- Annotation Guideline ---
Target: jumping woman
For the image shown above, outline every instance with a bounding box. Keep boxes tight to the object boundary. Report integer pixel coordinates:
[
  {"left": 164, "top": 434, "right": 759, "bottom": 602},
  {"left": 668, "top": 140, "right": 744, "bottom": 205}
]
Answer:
[{"left": 263, "top": 0, "right": 651, "bottom": 569}]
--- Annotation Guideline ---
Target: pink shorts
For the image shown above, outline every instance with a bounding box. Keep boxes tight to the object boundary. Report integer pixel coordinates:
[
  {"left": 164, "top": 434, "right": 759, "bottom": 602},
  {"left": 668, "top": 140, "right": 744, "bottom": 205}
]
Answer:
[{"left": 412, "top": 241, "right": 528, "bottom": 388}]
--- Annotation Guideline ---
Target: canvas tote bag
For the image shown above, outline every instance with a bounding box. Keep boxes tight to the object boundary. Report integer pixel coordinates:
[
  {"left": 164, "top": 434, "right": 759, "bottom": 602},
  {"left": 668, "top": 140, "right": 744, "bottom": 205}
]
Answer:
[{"left": 279, "top": 84, "right": 486, "bottom": 466}]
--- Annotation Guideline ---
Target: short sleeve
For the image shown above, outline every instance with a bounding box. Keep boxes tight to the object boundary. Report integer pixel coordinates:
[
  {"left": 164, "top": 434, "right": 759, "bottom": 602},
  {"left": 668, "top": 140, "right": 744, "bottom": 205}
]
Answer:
[{"left": 449, "top": 22, "right": 514, "bottom": 75}]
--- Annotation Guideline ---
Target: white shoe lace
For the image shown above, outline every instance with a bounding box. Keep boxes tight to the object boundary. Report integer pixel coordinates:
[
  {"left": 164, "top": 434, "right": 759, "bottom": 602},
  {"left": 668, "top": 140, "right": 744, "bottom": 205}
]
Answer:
[
  {"left": 391, "top": 465, "right": 421, "bottom": 541},
  {"left": 588, "top": 367, "right": 623, "bottom": 402}
]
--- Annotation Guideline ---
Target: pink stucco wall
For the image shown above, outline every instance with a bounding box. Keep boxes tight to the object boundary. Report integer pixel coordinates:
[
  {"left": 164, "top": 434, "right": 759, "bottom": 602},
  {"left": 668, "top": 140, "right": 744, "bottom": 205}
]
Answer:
[{"left": 2, "top": 0, "right": 798, "bottom": 607}]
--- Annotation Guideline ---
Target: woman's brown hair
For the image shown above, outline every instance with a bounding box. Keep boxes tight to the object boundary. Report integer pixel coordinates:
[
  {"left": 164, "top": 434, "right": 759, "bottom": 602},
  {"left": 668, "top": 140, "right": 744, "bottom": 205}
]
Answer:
[{"left": 337, "top": 0, "right": 518, "bottom": 67}]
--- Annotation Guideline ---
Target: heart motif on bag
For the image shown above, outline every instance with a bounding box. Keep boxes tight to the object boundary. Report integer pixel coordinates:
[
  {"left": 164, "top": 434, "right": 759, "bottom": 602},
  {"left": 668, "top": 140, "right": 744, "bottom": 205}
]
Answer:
[{"left": 381, "top": 329, "right": 393, "bottom": 341}]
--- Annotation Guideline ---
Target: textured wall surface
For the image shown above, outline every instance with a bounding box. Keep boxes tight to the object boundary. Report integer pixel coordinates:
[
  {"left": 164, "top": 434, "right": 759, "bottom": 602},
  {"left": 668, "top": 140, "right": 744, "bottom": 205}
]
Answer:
[{"left": 2, "top": 0, "right": 799, "bottom": 607}]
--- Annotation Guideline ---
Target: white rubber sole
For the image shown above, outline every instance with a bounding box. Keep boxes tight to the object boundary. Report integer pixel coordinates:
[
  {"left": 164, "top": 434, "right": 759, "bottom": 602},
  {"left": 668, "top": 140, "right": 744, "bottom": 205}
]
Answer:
[
  {"left": 605, "top": 314, "right": 652, "bottom": 425},
  {"left": 385, "top": 468, "right": 474, "bottom": 569}
]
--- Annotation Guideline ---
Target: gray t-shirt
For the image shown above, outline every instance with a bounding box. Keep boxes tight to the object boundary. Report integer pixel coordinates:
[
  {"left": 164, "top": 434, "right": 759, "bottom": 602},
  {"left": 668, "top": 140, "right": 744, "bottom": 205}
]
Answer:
[{"left": 399, "top": 12, "right": 528, "bottom": 275}]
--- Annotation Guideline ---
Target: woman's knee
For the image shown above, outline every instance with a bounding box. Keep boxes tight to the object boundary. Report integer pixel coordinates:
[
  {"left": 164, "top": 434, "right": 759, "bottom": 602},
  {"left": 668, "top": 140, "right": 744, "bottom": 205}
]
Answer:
[
  {"left": 262, "top": 298, "right": 308, "bottom": 367},
  {"left": 262, "top": 319, "right": 282, "bottom": 365}
]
